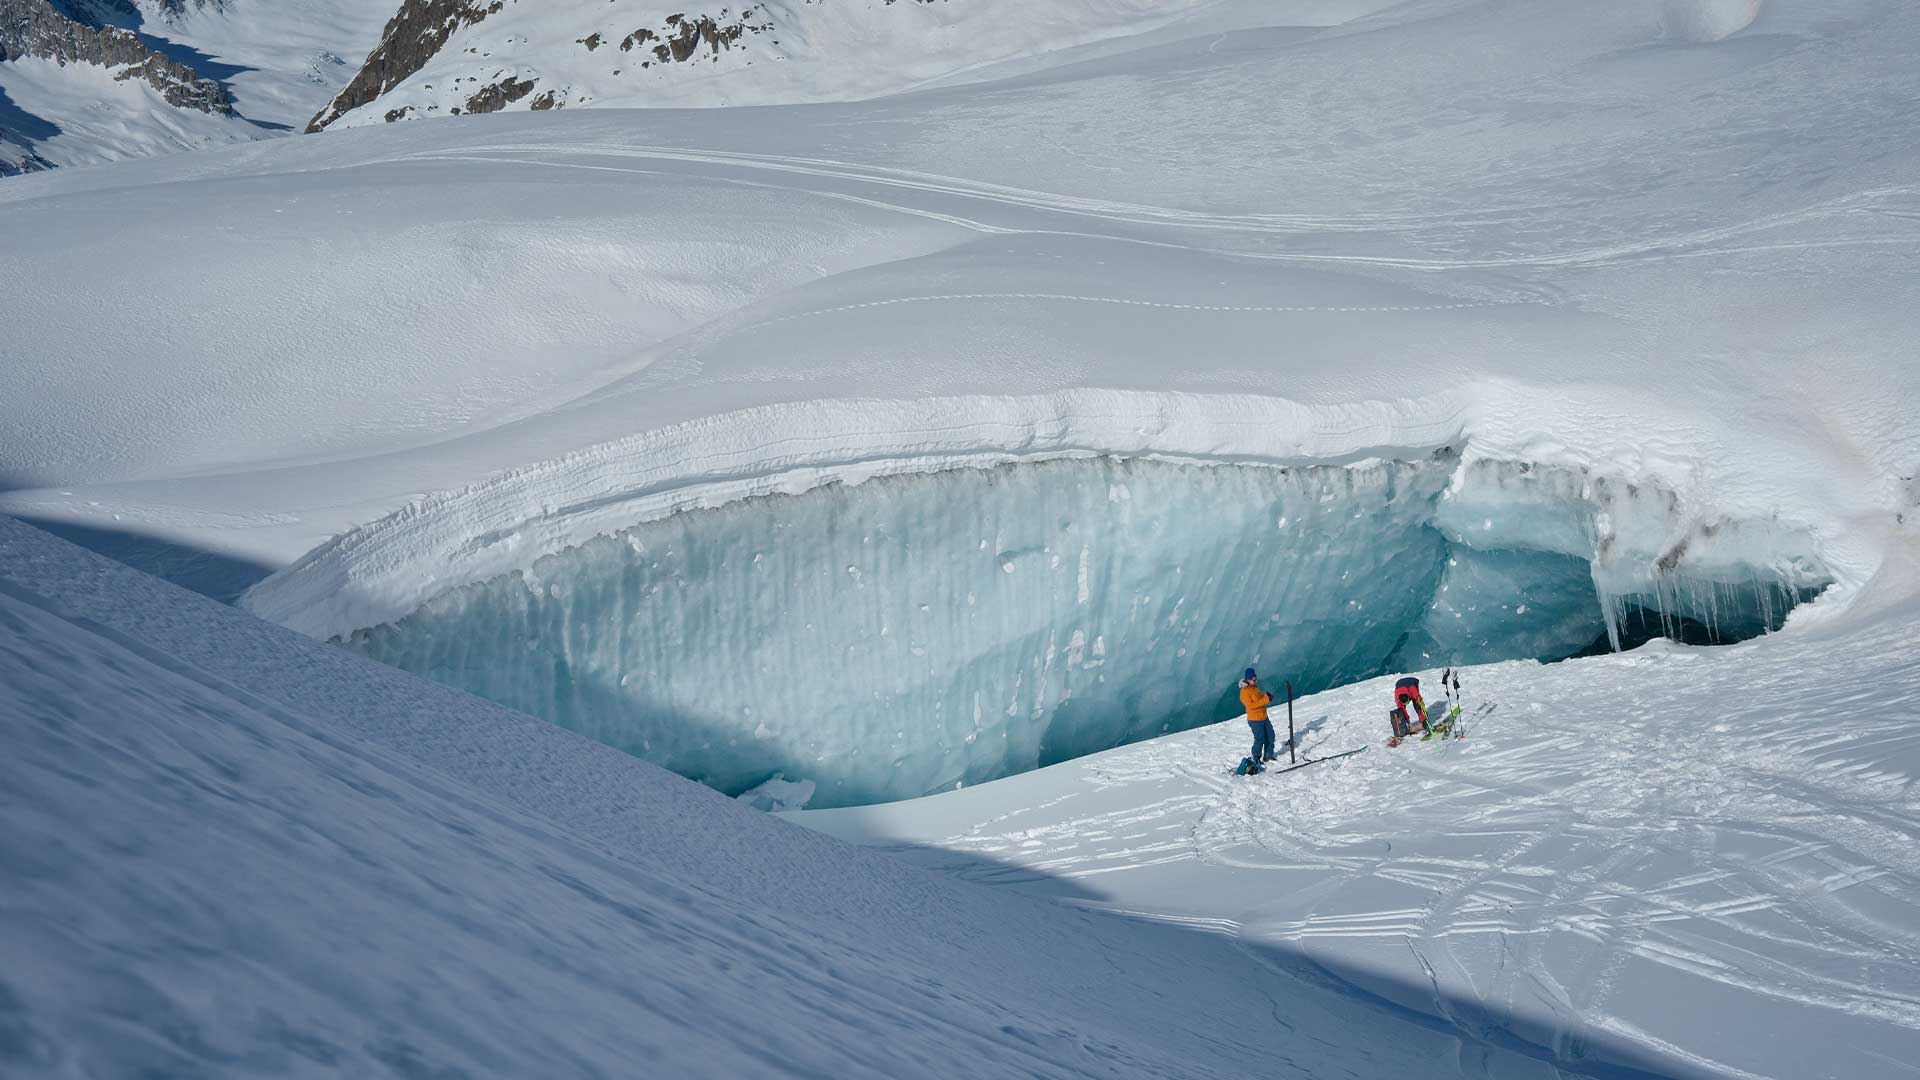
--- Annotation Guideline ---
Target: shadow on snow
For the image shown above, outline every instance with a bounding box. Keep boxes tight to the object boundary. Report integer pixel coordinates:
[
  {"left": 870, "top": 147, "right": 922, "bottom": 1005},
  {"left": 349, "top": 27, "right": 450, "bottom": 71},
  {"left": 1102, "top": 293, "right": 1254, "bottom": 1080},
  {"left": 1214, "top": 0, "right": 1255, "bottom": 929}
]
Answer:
[
  {"left": 10, "top": 516, "right": 273, "bottom": 605},
  {"left": 0, "top": 82, "right": 61, "bottom": 144},
  {"left": 860, "top": 841, "right": 1707, "bottom": 1080}
]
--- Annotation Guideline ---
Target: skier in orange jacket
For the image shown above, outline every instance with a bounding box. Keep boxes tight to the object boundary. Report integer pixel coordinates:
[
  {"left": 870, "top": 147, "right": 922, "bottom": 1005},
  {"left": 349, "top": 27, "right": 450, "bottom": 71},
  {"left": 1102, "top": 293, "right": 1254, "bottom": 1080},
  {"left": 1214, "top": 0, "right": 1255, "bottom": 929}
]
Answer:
[{"left": 1240, "top": 668, "right": 1277, "bottom": 764}]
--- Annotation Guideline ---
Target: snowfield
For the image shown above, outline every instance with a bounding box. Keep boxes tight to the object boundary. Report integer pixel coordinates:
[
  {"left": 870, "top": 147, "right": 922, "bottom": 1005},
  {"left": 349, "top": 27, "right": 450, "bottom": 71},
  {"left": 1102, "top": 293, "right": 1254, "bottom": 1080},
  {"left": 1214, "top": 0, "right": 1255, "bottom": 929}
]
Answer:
[
  {"left": 3, "top": 0, "right": 1920, "bottom": 1075},
  {"left": 803, "top": 577, "right": 1920, "bottom": 1078}
]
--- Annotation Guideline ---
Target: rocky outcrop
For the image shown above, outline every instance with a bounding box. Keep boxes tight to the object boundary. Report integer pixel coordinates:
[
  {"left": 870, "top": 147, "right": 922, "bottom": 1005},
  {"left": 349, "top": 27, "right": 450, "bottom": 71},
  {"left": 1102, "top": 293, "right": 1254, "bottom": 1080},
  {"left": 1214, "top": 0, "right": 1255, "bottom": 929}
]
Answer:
[
  {"left": 306, "top": 0, "right": 503, "bottom": 132},
  {"left": 621, "top": 9, "right": 769, "bottom": 65},
  {"left": 50, "top": 0, "right": 139, "bottom": 25},
  {"left": 317, "top": 2, "right": 791, "bottom": 129},
  {"left": 461, "top": 73, "right": 531, "bottom": 114},
  {"left": 145, "top": 0, "right": 228, "bottom": 15},
  {"left": 0, "top": 0, "right": 233, "bottom": 114}
]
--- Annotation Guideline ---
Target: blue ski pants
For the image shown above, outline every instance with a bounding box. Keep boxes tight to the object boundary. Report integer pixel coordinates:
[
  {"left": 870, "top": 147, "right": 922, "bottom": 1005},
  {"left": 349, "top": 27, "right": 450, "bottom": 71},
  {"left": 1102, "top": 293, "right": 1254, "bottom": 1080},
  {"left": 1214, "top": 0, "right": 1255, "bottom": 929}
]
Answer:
[{"left": 1249, "top": 720, "right": 1276, "bottom": 761}]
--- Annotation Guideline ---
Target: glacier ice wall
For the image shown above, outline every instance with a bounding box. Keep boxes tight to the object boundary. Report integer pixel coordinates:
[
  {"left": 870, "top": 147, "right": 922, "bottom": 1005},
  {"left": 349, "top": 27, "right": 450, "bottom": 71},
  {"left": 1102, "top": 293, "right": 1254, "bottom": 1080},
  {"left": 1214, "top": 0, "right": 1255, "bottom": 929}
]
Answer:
[
  {"left": 1393, "top": 545, "right": 1608, "bottom": 668},
  {"left": 1432, "top": 460, "right": 1830, "bottom": 653},
  {"left": 343, "top": 455, "right": 1828, "bottom": 807},
  {"left": 350, "top": 458, "right": 1454, "bottom": 806}
]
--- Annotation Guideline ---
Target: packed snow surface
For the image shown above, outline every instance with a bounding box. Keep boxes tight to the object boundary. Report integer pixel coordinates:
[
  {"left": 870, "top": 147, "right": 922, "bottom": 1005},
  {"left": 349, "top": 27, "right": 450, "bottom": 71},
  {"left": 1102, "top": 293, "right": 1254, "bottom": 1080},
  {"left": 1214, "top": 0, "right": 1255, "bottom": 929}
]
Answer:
[{"left": 804, "top": 540, "right": 1920, "bottom": 1078}]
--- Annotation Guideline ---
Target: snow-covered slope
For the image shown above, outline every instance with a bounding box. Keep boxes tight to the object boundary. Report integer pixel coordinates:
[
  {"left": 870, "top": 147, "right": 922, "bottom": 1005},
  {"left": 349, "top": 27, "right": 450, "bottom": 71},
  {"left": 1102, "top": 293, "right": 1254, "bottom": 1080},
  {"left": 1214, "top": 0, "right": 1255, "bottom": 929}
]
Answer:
[
  {"left": 0, "top": 53, "right": 242, "bottom": 171},
  {"left": 0, "top": 0, "right": 247, "bottom": 171},
  {"left": 1, "top": 513, "right": 1600, "bottom": 1078},
  {"left": 309, "top": 0, "right": 1400, "bottom": 131},
  {"left": 121, "top": 0, "right": 400, "bottom": 129},
  {"left": 0, "top": 0, "right": 394, "bottom": 170},
  {"left": 6, "top": 1, "right": 1916, "bottom": 562},
  {"left": 803, "top": 543, "right": 1920, "bottom": 1078}
]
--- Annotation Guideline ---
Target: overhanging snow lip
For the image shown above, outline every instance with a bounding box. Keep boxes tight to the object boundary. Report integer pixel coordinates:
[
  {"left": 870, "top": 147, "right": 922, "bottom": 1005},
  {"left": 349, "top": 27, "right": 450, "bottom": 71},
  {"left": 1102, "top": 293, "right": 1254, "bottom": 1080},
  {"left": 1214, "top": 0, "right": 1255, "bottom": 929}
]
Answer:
[
  {"left": 240, "top": 387, "right": 1473, "bottom": 640},
  {"left": 238, "top": 383, "right": 1850, "bottom": 645}
]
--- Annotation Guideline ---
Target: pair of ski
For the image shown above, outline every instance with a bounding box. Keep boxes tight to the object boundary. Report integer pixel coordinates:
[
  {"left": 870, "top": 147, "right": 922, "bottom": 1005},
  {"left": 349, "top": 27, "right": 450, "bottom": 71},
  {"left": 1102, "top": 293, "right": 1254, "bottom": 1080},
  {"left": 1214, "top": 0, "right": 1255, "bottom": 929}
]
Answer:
[
  {"left": 1233, "top": 744, "right": 1367, "bottom": 776},
  {"left": 1447, "top": 699, "right": 1495, "bottom": 740},
  {"left": 1391, "top": 700, "right": 1494, "bottom": 747}
]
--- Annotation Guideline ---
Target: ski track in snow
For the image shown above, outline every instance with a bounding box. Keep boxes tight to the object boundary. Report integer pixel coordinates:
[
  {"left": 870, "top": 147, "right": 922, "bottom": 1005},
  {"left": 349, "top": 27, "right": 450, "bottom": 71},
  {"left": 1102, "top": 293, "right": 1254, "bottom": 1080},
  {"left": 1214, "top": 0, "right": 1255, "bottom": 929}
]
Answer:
[
  {"left": 806, "top": 618, "right": 1920, "bottom": 1078},
  {"left": 386, "top": 141, "right": 1920, "bottom": 272}
]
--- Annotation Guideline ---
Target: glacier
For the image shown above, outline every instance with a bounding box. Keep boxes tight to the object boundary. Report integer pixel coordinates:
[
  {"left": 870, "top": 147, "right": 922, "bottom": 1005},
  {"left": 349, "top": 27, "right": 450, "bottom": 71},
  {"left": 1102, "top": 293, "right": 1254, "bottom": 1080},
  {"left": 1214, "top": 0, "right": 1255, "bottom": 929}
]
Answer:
[
  {"left": 5, "top": 0, "right": 1920, "bottom": 1073},
  {"left": 342, "top": 454, "right": 1827, "bottom": 807}
]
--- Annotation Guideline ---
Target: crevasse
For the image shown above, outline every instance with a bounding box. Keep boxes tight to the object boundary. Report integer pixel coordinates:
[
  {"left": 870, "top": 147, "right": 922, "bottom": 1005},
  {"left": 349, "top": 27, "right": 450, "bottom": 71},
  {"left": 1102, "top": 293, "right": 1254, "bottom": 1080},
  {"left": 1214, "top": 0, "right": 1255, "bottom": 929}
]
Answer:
[{"left": 342, "top": 455, "right": 1826, "bottom": 807}]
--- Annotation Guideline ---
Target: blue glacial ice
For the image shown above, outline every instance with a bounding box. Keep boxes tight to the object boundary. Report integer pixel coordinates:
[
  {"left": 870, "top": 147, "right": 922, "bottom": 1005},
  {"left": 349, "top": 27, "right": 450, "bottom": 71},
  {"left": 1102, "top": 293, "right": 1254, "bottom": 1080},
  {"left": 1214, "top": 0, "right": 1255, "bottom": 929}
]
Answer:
[
  {"left": 1428, "top": 460, "right": 1829, "bottom": 655},
  {"left": 344, "top": 455, "right": 1827, "bottom": 807}
]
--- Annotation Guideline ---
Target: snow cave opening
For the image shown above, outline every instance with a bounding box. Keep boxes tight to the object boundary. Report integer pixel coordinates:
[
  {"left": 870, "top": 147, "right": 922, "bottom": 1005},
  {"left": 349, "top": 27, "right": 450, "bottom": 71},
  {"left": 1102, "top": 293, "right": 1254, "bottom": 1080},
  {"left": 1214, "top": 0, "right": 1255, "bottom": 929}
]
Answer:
[{"left": 341, "top": 455, "right": 1828, "bottom": 808}]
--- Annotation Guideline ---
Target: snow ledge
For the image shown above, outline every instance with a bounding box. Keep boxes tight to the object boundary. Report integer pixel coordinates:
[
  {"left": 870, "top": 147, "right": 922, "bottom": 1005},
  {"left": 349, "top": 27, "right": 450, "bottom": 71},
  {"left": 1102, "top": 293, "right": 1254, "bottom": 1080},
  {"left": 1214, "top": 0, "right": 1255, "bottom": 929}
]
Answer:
[
  {"left": 245, "top": 389, "right": 1473, "bottom": 638},
  {"left": 240, "top": 385, "right": 1850, "bottom": 642}
]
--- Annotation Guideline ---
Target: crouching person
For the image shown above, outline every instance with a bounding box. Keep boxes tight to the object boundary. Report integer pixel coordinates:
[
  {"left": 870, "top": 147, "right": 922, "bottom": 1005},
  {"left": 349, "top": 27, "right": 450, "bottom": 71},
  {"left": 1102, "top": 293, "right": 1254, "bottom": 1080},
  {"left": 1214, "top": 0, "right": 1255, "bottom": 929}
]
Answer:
[{"left": 1388, "top": 675, "right": 1430, "bottom": 747}]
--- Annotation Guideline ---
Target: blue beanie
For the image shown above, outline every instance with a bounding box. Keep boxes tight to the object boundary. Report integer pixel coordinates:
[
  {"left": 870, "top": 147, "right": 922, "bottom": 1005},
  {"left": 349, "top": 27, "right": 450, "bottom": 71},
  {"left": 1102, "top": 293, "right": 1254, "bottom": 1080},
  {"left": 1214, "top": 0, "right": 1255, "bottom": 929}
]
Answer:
[{"left": 1244, "top": 667, "right": 1257, "bottom": 680}]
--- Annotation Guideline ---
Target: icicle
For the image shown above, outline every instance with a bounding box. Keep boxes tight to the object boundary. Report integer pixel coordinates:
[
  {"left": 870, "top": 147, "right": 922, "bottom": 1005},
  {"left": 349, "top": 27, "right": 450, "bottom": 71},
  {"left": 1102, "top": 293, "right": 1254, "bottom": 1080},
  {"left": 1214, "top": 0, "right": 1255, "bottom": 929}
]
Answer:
[{"left": 1592, "top": 559, "right": 1623, "bottom": 652}]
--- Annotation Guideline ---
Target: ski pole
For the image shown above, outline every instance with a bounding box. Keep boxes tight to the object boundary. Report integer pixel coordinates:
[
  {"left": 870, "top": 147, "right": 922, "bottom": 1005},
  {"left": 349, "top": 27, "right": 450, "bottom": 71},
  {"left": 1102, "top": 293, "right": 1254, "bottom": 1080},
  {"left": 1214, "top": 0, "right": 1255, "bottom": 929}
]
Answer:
[{"left": 1286, "top": 680, "right": 1296, "bottom": 765}]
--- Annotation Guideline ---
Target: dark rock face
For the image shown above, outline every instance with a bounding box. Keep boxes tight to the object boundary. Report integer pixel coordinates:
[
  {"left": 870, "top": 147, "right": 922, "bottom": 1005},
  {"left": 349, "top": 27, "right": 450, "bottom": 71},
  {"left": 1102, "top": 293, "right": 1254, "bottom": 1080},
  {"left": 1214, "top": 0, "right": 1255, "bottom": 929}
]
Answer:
[
  {"left": 622, "top": 6, "right": 771, "bottom": 64},
  {"left": 306, "top": 0, "right": 504, "bottom": 132},
  {"left": 143, "top": 0, "right": 228, "bottom": 16},
  {"left": 49, "top": 0, "right": 139, "bottom": 25},
  {"left": 463, "top": 73, "right": 532, "bottom": 114},
  {"left": 662, "top": 12, "right": 752, "bottom": 62},
  {"left": 0, "top": 0, "right": 233, "bottom": 114}
]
